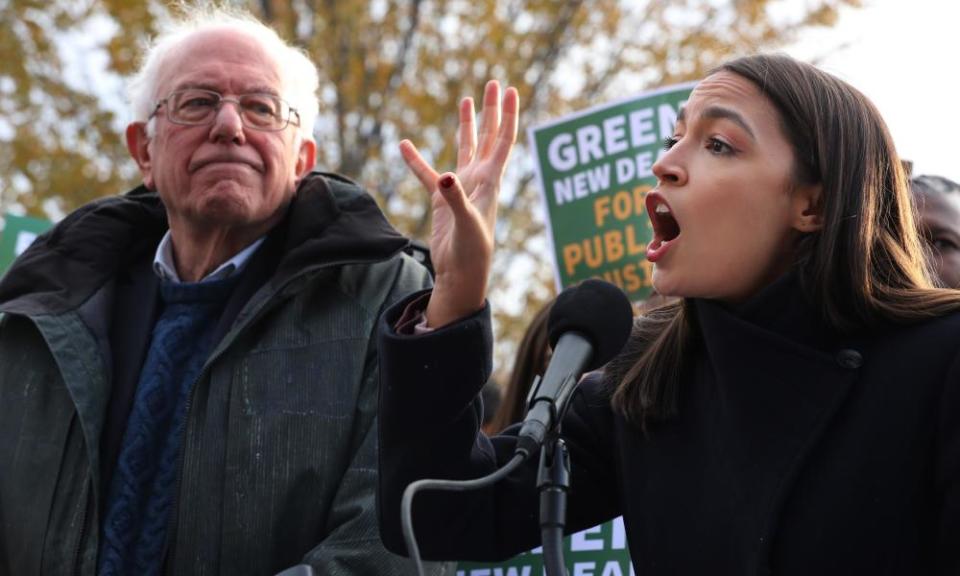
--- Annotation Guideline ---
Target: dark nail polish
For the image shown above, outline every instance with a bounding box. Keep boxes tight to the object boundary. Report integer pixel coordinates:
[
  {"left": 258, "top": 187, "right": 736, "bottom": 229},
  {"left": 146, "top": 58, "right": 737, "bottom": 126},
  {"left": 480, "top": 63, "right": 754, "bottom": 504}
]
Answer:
[{"left": 440, "top": 175, "right": 455, "bottom": 189}]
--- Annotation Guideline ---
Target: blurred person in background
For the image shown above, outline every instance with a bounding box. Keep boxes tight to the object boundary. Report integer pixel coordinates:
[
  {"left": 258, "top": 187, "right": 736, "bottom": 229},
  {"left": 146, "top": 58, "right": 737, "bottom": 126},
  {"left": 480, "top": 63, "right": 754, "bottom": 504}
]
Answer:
[
  {"left": 486, "top": 299, "right": 553, "bottom": 434},
  {"left": 911, "top": 174, "right": 960, "bottom": 289},
  {"left": 0, "top": 6, "right": 445, "bottom": 576}
]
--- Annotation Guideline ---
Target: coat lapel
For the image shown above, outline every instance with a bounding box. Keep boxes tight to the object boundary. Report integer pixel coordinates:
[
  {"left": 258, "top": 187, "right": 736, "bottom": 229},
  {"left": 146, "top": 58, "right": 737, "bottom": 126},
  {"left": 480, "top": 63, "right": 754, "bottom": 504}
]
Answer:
[{"left": 692, "top": 279, "right": 864, "bottom": 574}]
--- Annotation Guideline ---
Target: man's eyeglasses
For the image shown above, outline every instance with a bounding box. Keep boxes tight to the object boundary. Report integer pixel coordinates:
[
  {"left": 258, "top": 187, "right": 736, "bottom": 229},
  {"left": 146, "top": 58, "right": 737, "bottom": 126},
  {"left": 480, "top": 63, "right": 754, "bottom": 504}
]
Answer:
[{"left": 149, "top": 89, "right": 301, "bottom": 131}]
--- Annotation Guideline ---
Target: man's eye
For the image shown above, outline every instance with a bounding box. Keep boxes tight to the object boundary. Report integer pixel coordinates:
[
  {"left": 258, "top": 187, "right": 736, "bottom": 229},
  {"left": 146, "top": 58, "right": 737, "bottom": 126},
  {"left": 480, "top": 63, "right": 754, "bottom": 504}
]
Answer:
[
  {"left": 243, "top": 97, "right": 278, "bottom": 116},
  {"left": 181, "top": 97, "right": 216, "bottom": 109}
]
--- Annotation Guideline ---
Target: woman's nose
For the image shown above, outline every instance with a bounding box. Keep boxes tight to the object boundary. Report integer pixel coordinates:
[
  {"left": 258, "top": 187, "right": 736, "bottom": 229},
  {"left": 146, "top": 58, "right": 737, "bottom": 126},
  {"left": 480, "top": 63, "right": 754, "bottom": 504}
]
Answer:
[{"left": 651, "top": 144, "right": 687, "bottom": 186}]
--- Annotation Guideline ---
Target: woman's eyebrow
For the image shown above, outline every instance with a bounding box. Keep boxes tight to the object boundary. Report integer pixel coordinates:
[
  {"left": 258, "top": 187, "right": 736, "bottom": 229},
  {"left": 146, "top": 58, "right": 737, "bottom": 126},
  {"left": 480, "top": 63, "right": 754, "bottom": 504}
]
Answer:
[
  {"left": 678, "top": 105, "right": 757, "bottom": 141},
  {"left": 927, "top": 223, "right": 960, "bottom": 239}
]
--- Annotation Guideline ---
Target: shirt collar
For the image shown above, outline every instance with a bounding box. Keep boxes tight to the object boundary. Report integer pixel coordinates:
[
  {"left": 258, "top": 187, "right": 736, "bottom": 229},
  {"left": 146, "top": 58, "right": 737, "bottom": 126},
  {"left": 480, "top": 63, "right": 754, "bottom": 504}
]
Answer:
[{"left": 152, "top": 230, "right": 266, "bottom": 283}]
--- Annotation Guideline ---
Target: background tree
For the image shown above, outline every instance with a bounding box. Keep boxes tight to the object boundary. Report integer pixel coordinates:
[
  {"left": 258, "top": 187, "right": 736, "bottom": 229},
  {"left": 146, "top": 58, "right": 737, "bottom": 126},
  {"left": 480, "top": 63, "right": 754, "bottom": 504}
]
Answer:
[{"left": 0, "top": 0, "right": 859, "bottom": 377}]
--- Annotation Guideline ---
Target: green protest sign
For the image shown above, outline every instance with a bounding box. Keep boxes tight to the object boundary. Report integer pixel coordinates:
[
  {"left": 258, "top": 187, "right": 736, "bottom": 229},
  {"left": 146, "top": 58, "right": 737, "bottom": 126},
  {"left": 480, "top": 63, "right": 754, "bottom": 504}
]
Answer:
[
  {"left": 0, "top": 214, "right": 53, "bottom": 275},
  {"left": 529, "top": 83, "right": 694, "bottom": 301},
  {"left": 456, "top": 516, "right": 632, "bottom": 576}
]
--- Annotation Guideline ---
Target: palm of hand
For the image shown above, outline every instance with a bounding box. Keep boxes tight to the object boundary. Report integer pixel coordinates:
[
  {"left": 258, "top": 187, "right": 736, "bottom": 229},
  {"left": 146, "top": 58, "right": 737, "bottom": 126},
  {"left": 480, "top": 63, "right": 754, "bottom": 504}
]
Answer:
[
  {"left": 428, "top": 159, "right": 495, "bottom": 275},
  {"left": 399, "top": 80, "right": 519, "bottom": 326}
]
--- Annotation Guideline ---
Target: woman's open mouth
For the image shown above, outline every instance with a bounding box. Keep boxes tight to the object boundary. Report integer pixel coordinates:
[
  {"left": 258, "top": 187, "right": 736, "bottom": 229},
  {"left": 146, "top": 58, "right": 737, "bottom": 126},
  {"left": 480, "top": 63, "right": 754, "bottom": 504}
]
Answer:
[{"left": 645, "top": 192, "right": 681, "bottom": 263}]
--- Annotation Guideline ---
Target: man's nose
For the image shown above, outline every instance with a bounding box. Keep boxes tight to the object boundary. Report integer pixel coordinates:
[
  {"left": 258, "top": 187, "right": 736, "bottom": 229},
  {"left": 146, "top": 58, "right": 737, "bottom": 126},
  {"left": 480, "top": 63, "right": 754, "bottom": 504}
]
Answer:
[{"left": 208, "top": 99, "right": 246, "bottom": 145}]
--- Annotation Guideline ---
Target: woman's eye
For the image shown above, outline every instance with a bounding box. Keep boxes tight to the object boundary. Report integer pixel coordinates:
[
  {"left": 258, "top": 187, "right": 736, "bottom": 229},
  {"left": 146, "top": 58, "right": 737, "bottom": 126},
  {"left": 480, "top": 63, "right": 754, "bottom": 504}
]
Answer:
[
  {"left": 932, "top": 237, "right": 958, "bottom": 252},
  {"left": 706, "top": 138, "right": 733, "bottom": 155},
  {"left": 662, "top": 136, "right": 679, "bottom": 151}
]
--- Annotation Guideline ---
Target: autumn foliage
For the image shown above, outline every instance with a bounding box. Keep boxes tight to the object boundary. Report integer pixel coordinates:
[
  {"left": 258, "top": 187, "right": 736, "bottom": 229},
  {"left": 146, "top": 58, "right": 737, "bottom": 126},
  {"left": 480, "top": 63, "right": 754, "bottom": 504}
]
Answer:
[{"left": 0, "top": 0, "right": 859, "bottom": 375}]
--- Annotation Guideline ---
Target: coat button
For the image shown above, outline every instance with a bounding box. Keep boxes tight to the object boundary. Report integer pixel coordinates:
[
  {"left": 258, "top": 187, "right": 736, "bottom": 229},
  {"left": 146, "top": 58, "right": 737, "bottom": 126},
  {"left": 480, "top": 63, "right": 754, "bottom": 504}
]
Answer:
[{"left": 836, "top": 349, "right": 863, "bottom": 369}]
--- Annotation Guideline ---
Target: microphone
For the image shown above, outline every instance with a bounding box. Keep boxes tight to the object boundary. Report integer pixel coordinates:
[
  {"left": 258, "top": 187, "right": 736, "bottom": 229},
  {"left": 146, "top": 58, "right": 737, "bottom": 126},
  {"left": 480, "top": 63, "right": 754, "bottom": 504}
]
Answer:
[{"left": 515, "top": 279, "right": 633, "bottom": 457}]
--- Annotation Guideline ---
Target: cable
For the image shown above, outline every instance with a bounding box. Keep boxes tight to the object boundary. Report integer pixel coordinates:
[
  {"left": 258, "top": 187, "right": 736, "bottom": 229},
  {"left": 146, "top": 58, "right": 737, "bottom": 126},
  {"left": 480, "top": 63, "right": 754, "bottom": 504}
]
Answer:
[{"left": 400, "top": 452, "right": 530, "bottom": 576}]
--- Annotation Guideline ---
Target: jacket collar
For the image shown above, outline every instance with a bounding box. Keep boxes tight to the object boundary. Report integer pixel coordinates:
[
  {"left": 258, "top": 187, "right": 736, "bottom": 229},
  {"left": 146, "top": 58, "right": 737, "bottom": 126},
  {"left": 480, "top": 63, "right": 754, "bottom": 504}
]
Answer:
[
  {"left": 691, "top": 272, "right": 863, "bottom": 470},
  {"left": 704, "top": 271, "right": 842, "bottom": 348},
  {"left": 0, "top": 171, "right": 410, "bottom": 316},
  {"left": 690, "top": 273, "right": 865, "bottom": 567}
]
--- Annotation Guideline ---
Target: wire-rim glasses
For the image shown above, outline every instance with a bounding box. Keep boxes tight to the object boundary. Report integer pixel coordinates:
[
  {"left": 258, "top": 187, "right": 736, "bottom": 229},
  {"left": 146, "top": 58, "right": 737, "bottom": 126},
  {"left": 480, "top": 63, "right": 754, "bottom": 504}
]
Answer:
[{"left": 149, "top": 88, "right": 301, "bottom": 131}]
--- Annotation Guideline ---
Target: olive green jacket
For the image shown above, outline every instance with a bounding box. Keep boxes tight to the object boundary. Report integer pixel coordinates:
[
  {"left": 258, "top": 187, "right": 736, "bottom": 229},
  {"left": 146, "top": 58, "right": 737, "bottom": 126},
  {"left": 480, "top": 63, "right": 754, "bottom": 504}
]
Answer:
[{"left": 0, "top": 173, "right": 440, "bottom": 575}]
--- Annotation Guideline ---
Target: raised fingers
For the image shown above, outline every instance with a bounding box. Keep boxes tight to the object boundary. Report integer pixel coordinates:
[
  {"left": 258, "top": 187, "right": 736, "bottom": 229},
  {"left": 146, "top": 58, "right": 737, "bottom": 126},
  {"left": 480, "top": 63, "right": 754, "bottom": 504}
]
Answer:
[
  {"left": 457, "top": 97, "right": 476, "bottom": 171},
  {"left": 489, "top": 86, "right": 519, "bottom": 173},
  {"left": 399, "top": 139, "right": 440, "bottom": 191},
  {"left": 475, "top": 80, "right": 502, "bottom": 160}
]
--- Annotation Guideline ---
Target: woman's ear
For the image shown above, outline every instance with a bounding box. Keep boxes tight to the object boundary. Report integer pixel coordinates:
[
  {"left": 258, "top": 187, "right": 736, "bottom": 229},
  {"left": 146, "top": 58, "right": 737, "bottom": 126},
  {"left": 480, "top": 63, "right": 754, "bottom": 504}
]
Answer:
[{"left": 792, "top": 183, "right": 823, "bottom": 233}]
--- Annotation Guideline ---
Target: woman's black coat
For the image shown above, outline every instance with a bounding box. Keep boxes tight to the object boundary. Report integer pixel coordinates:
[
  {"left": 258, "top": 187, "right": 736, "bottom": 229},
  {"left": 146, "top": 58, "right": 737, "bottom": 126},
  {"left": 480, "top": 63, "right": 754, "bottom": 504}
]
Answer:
[{"left": 377, "top": 276, "right": 960, "bottom": 575}]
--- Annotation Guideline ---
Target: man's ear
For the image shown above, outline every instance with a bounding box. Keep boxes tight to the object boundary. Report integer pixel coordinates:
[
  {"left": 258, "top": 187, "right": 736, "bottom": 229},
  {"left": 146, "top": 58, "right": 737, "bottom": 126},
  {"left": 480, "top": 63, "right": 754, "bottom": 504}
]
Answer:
[
  {"left": 126, "top": 122, "right": 155, "bottom": 189},
  {"left": 792, "top": 182, "right": 823, "bottom": 233},
  {"left": 295, "top": 137, "right": 317, "bottom": 184}
]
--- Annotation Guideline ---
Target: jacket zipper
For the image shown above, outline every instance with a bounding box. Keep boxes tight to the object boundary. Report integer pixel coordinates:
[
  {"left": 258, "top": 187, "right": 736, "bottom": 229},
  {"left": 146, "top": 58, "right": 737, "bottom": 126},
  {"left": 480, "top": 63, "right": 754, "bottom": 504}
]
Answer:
[
  {"left": 72, "top": 479, "right": 91, "bottom": 576},
  {"left": 161, "top": 269, "right": 326, "bottom": 574},
  {"left": 162, "top": 363, "right": 210, "bottom": 576},
  {"left": 162, "top": 296, "right": 266, "bottom": 576}
]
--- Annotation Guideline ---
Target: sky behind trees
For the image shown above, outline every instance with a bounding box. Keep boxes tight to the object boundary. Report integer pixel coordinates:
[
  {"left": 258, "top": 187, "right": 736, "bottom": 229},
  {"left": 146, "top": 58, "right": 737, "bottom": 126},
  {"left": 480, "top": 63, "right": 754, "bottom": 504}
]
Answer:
[{"left": 782, "top": 0, "right": 959, "bottom": 182}]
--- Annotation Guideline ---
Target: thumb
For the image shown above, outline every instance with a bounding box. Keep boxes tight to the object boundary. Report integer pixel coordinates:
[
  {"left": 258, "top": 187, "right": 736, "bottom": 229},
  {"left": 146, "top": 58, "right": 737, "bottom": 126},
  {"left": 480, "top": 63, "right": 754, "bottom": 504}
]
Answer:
[{"left": 436, "top": 172, "right": 473, "bottom": 221}]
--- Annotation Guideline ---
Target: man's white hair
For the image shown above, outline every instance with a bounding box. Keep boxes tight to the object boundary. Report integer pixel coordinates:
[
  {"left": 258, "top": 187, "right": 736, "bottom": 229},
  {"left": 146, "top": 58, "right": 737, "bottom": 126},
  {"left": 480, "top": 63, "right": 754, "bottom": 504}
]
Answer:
[{"left": 127, "top": 5, "right": 319, "bottom": 141}]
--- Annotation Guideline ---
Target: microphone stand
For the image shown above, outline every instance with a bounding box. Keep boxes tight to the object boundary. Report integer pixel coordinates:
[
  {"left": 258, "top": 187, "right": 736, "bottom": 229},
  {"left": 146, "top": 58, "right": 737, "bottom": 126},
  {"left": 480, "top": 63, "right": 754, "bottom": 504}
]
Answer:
[{"left": 538, "top": 433, "right": 570, "bottom": 576}]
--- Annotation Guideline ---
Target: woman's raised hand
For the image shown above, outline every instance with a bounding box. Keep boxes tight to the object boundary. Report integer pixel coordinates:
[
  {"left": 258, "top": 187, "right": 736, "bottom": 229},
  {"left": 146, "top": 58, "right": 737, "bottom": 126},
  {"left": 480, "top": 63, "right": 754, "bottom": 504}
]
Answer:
[{"left": 400, "top": 80, "right": 519, "bottom": 327}]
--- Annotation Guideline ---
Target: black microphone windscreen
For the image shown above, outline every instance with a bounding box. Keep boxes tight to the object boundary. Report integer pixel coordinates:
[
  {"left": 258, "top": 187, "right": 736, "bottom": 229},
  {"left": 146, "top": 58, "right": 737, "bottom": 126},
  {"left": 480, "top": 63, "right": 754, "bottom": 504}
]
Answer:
[{"left": 547, "top": 279, "right": 633, "bottom": 371}]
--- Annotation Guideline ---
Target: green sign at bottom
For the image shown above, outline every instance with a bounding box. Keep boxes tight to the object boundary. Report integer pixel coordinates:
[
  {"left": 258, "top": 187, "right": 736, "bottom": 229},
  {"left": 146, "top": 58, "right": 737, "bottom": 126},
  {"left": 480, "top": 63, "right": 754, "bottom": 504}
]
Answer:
[{"left": 456, "top": 517, "right": 632, "bottom": 576}]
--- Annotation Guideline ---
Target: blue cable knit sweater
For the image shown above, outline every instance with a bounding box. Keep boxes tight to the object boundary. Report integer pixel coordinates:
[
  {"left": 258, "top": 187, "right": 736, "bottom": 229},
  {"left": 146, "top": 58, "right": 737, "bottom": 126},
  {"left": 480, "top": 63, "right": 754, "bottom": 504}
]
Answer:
[{"left": 99, "top": 276, "right": 239, "bottom": 576}]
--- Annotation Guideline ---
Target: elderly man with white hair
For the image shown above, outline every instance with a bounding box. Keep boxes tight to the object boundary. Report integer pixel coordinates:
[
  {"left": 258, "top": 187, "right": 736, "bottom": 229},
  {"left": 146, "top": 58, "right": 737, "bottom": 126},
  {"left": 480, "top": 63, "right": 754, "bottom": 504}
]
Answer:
[{"left": 0, "top": 6, "right": 477, "bottom": 575}]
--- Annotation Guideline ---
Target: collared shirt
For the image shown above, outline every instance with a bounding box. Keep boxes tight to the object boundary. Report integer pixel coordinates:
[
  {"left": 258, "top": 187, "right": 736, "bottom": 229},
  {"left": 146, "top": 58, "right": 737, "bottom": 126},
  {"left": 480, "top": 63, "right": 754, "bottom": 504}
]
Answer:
[{"left": 152, "top": 231, "right": 266, "bottom": 283}]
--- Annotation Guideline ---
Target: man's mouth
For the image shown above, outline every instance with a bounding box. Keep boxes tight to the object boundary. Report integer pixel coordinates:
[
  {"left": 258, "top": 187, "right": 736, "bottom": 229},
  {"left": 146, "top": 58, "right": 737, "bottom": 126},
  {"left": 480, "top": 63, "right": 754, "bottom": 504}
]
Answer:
[{"left": 190, "top": 156, "right": 263, "bottom": 173}]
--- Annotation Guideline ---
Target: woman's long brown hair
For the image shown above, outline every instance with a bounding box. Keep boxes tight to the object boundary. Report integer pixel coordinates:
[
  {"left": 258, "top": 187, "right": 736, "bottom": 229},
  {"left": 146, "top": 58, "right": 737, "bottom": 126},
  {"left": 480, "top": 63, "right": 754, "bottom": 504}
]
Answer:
[{"left": 607, "top": 53, "right": 960, "bottom": 427}]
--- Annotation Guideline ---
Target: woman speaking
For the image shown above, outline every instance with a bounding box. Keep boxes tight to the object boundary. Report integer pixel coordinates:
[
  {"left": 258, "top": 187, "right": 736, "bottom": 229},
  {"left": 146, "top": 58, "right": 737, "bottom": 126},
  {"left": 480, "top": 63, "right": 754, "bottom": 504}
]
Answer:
[{"left": 377, "top": 55, "right": 960, "bottom": 575}]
